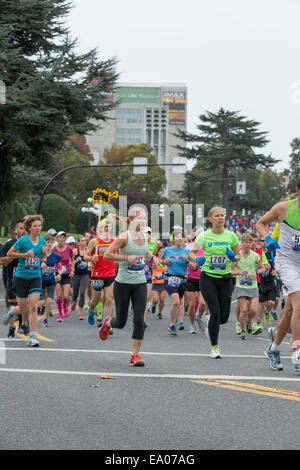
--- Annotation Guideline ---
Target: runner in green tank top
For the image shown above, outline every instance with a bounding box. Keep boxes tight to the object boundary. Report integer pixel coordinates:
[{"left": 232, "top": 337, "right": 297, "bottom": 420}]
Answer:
[
  {"left": 101, "top": 207, "right": 158, "bottom": 367},
  {"left": 256, "top": 179, "right": 300, "bottom": 374}
]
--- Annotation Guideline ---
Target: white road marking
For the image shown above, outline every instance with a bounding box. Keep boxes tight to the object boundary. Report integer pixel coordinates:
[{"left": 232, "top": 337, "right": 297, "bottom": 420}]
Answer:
[
  {"left": 0, "top": 345, "right": 293, "bottom": 360},
  {"left": 0, "top": 367, "right": 299, "bottom": 382}
]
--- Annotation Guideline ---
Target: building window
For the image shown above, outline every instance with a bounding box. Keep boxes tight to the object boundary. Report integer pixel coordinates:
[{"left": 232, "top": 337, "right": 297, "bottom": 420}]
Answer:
[
  {"left": 116, "top": 108, "right": 142, "bottom": 124},
  {"left": 116, "top": 128, "right": 142, "bottom": 144}
]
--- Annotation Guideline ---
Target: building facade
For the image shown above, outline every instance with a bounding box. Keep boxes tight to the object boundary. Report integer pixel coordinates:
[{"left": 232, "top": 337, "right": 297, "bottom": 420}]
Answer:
[{"left": 86, "top": 83, "right": 187, "bottom": 199}]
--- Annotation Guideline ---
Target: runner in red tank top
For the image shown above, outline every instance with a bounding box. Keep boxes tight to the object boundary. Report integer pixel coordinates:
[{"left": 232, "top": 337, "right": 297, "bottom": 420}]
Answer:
[{"left": 86, "top": 218, "right": 116, "bottom": 326}]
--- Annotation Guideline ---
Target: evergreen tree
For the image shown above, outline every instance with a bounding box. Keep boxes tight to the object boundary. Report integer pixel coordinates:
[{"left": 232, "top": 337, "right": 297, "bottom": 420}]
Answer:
[
  {"left": 0, "top": 0, "right": 118, "bottom": 206},
  {"left": 176, "top": 107, "right": 279, "bottom": 211}
]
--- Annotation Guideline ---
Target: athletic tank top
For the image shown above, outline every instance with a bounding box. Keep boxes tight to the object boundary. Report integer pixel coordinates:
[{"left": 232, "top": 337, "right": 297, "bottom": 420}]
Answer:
[
  {"left": 277, "top": 199, "right": 300, "bottom": 265},
  {"left": 74, "top": 248, "right": 89, "bottom": 275},
  {"left": 116, "top": 231, "right": 148, "bottom": 284},
  {"left": 91, "top": 236, "right": 116, "bottom": 278}
]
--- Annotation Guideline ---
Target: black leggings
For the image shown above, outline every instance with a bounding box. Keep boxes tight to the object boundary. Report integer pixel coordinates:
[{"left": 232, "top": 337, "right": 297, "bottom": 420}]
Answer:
[
  {"left": 112, "top": 281, "right": 147, "bottom": 340},
  {"left": 200, "top": 272, "right": 233, "bottom": 346}
]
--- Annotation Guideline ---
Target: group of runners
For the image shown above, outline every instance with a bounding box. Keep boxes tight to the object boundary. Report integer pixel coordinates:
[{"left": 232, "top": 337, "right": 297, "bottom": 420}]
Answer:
[{"left": 1, "top": 180, "right": 300, "bottom": 373}]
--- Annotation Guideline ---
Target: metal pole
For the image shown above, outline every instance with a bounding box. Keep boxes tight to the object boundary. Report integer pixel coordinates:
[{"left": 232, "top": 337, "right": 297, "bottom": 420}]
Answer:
[{"left": 37, "top": 163, "right": 184, "bottom": 214}]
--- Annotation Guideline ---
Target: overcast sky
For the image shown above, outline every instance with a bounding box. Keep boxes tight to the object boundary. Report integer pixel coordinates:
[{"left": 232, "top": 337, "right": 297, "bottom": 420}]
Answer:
[{"left": 67, "top": 0, "right": 300, "bottom": 172}]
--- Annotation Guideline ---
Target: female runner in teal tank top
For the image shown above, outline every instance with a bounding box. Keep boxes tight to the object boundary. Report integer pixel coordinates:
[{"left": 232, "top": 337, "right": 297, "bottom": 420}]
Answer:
[{"left": 102, "top": 206, "right": 158, "bottom": 367}]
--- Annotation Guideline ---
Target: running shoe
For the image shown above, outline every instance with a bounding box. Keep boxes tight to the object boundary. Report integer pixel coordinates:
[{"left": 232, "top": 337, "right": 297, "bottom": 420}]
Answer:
[
  {"left": 292, "top": 352, "right": 300, "bottom": 374},
  {"left": 63, "top": 309, "right": 69, "bottom": 318},
  {"left": 57, "top": 314, "right": 64, "bottom": 322},
  {"left": 7, "top": 327, "right": 15, "bottom": 338},
  {"left": 87, "top": 307, "right": 95, "bottom": 325},
  {"left": 204, "top": 314, "right": 210, "bottom": 339},
  {"left": 294, "top": 363, "right": 300, "bottom": 374},
  {"left": 235, "top": 322, "right": 241, "bottom": 335},
  {"left": 99, "top": 317, "right": 111, "bottom": 341},
  {"left": 246, "top": 321, "right": 252, "bottom": 334},
  {"left": 291, "top": 350, "right": 300, "bottom": 365},
  {"left": 97, "top": 319, "right": 103, "bottom": 328},
  {"left": 77, "top": 313, "right": 84, "bottom": 320},
  {"left": 130, "top": 353, "right": 144, "bottom": 367},
  {"left": 258, "top": 321, "right": 264, "bottom": 330},
  {"left": 265, "top": 313, "right": 271, "bottom": 326},
  {"left": 168, "top": 325, "right": 176, "bottom": 336},
  {"left": 189, "top": 325, "right": 196, "bottom": 334},
  {"left": 251, "top": 324, "right": 262, "bottom": 335},
  {"left": 178, "top": 322, "right": 184, "bottom": 330},
  {"left": 157, "top": 313, "right": 163, "bottom": 319},
  {"left": 240, "top": 331, "right": 247, "bottom": 340},
  {"left": 21, "top": 323, "right": 30, "bottom": 336},
  {"left": 71, "top": 302, "right": 77, "bottom": 311},
  {"left": 268, "top": 327, "right": 276, "bottom": 342},
  {"left": 109, "top": 328, "right": 114, "bottom": 335},
  {"left": 196, "top": 316, "right": 206, "bottom": 332},
  {"left": 42, "top": 318, "right": 48, "bottom": 327},
  {"left": 3, "top": 308, "right": 14, "bottom": 326},
  {"left": 271, "top": 311, "right": 278, "bottom": 321},
  {"left": 210, "top": 346, "right": 221, "bottom": 359},
  {"left": 264, "top": 345, "right": 283, "bottom": 371},
  {"left": 17, "top": 326, "right": 22, "bottom": 334},
  {"left": 27, "top": 333, "right": 39, "bottom": 347},
  {"left": 151, "top": 305, "right": 156, "bottom": 314}
]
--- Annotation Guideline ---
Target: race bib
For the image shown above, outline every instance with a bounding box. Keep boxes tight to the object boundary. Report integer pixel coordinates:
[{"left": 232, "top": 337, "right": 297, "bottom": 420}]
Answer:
[
  {"left": 240, "top": 275, "right": 252, "bottom": 286},
  {"left": 209, "top": 256, "right": 226, "bottom": 270},
  {"left": 156, "top": 273, "right": 164, "bottom": 281},
  {"left": 292, "top": 234, "right": 300, "bottom": 251},
  {"left": 24, "top": 257, "right": 40, "bottom": 270},
  {"left": 77, "top": 261, "right": 88, "bottom": 270},
  {"left": 128, "top": 257, "right": 145, "bottom": 273},
  {"left": 42, "top": 266, "right": 55, "bottom": 276},
  {"left": 98, "top": 246, "right": 108, "bottom": 256},
  {"left": 91, "top": 279, "right": 104, "bottom": 290},
  {"left": 168, "top": 276, "right": 181, "bottom": 288},
  {"left": 260, "top": 269, "right": 269, "bottom": 278}
]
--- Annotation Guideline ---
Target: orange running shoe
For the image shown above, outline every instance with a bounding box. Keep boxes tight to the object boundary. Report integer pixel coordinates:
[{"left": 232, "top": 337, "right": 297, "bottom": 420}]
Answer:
[
  {"left": 99, "top": 317, "right": 111, "bottom": 341},
  {"left": 130, "top": 353, "right": 144, "bottom": 367}
]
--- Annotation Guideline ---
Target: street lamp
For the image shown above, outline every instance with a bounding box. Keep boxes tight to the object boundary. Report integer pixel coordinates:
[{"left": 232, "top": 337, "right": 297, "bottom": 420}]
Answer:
[{"left": 81, "top": 198, "right": 98, "bottom": 231}]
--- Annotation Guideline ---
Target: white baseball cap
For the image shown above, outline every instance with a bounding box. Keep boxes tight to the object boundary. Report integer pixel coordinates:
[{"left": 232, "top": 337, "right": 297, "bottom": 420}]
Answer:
[
  {"left": 47, "top": 229, "right": 57, "bottom": 236},
  {"left": 57, "top": 231, "right": 67, "bottom": 237},
  {"left": 66, "top": 236, "right": 76, "bottom": 244},
  {"left": 144, "top": 227, "right": 152, "bottom": 233}
]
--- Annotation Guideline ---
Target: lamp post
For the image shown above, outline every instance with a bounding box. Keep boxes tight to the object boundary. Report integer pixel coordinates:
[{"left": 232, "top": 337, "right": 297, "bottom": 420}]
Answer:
[
  {"left": 81, "top": 198, "right": 99, "bottom": 231},
  {"left": 37, "top": 162, "right": 185, "bottom": 214}
]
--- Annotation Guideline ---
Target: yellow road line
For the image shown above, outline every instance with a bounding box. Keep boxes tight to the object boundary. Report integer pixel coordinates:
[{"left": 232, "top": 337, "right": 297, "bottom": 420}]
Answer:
[
  {"left": 191, "top": 379, "right": 300, "bottom": 402},
  {"left": 14, "top": 322, "right": 55, "bottom": 343},
  {"left": 217, "top": 379, "right": 300, "bottom": 397}
]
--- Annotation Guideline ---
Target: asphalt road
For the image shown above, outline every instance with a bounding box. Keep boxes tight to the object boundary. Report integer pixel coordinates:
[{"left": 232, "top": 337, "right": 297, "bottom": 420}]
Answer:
[{"left": 0, "top": 282, "right": 299, "bottom": 451}]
